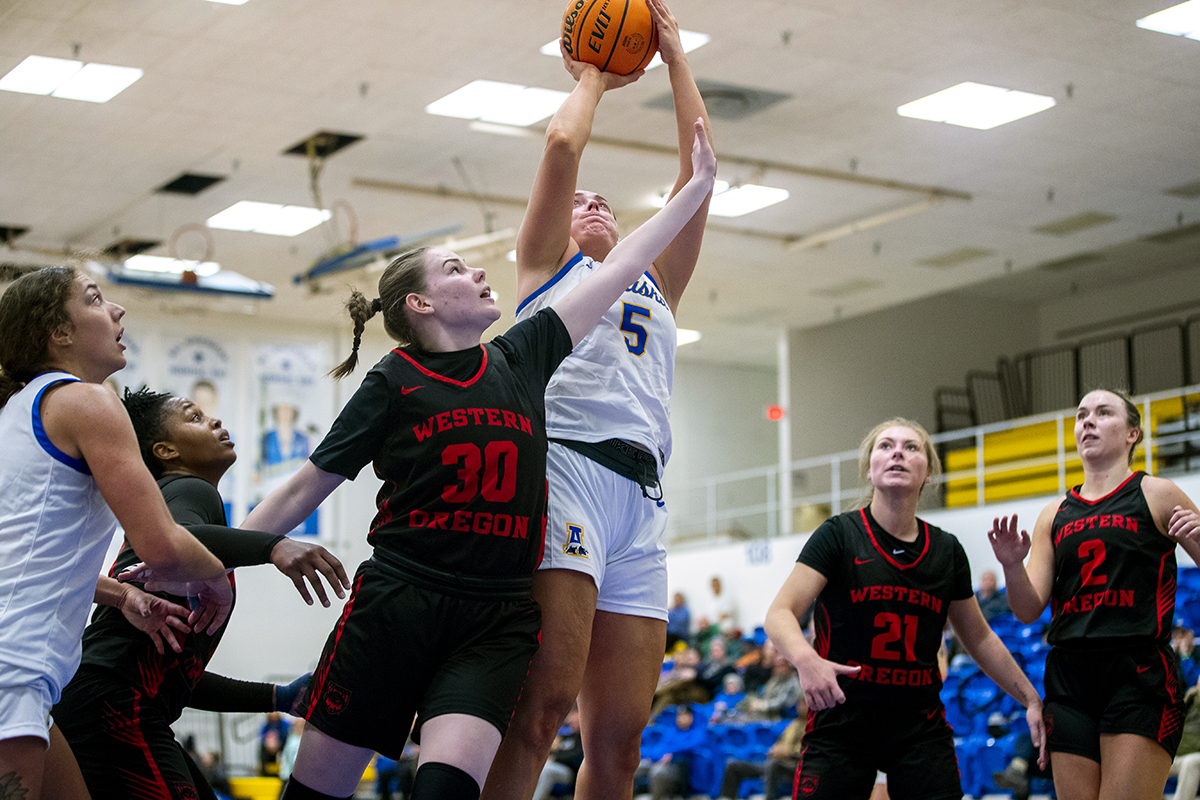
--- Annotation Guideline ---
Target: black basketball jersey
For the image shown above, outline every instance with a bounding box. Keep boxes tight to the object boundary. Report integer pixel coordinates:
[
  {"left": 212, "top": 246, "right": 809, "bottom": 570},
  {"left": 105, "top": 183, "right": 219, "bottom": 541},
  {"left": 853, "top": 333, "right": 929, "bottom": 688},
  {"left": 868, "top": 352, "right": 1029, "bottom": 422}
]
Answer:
[
  {"left": 311, "top": 310, "right": 571, "bottom": 580},
  {"left": 1047, "top": 471, "right": 1175, "bottom": 645},
  {"left": 797, "top": 508, "right": 973, "bottom": 707}
]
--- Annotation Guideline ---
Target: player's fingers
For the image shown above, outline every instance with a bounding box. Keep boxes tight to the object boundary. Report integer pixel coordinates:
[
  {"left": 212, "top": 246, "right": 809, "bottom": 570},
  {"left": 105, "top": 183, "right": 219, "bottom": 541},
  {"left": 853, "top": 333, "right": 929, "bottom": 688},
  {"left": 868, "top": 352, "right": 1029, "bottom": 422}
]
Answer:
[
  {"left": 205, "top": 602, "right": 230, "bottom": 635},
  {"left": 161, "top": 625, "right": 183, "bottom": 654},
  {"left": 305, "top": 568, "right": 331, "bottom": 608},
  {"left": 165, "top": 614, "right": 191, "bottom": 633},
  {"left": 149, "top": 631, "right": 164, "bottom": 655},
  {"left": 312, "top": 556, "right": 346, "bottom": 600},
  {"left": 291, "top": 574, "right": 315, "bottom": 606}
]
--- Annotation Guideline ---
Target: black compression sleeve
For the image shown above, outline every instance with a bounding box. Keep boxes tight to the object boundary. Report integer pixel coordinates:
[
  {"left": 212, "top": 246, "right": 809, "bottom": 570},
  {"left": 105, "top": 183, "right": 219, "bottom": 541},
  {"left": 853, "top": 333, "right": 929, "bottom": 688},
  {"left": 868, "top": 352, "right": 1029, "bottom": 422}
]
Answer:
[
  {"left": 186, "top": 524, "right": 287, "bottom": 569},
  {"left": 189, "top": 672, "right": 275, "bottom": 712}
]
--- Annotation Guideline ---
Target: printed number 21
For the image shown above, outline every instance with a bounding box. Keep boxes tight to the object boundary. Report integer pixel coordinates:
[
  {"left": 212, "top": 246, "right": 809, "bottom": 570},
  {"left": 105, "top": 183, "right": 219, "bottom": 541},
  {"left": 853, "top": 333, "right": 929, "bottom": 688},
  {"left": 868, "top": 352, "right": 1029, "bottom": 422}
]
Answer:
[{"left": 620, "top": 303, "right": 651, "bottom": 357}]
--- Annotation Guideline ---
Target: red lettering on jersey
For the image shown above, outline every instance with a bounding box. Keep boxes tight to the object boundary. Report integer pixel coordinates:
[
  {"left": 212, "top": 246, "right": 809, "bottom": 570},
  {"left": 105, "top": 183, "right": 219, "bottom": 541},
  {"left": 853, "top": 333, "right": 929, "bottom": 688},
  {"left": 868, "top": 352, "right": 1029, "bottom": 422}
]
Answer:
[
  {"left": 429, "top": 512, "right": 449, "bottom": 529},
  {"left": 467, "top": 408, "right": 487, "bottom": 424},
  {"left": 513, "top": 516, "right": 528, "bottom": 539},
  {"left": 486, "top": 408, "right": 502, "bottom": 425},
  {"left": 493, "top": 514, "right": 512, "bottom": 537},
  {"left": 1111, "top": 514, "right": 1124, "bottom": 529},
  {"left": 1121, "top": 589, "right": 1134, "bottom": 606},
  {"left": 519, "top": 415, "right": 533, "bottom": 435},
  {"left": 1080, "top": 593, "right": 1093, "bottom": 611},
  {"left": 858, "top": 664, "right": 874, "bottom": 682},
  {"left": 452, "top": 409, "right": 468, "bottom": 427},
  {"left": 893, "top": 669, "right": 906, "bottom": 686},
  {"left": 501, "top": 410, "right": 519, "bottom": 429},
  {"left": 851, "top": 588, "right": 869, "bottom": 603},
  {"left": 930, "top": 595, "right": 942, "bottom": 613},
  {"left": 473, "top": 513, "right": 493, "bottom": 534},
  {"left": 436, "top": 412, "right": 453, "bottom": 432},
  {"left": 1086, "top": 516, "right": 1097, "bottom": 529},
  {"left": 877, "top": 667, "right": 891, "bottom": 684},
  {"left": 409, "top": 509, "right": 429, "bottom": 526},
  {"left": 882, "top": 586, "right": 893, "bottom": 601},
  {"left": 1125, "top": 517, "right": 1137, "bottom": 532},
  {"left": 869, "top": 586, "right": 881, "bottom": 601},
  {"left": 451, "top": 510, "right": 471, "bottom": 531},
  {"left": 413, "top": 419, "right": 435, "bottom": 442}
]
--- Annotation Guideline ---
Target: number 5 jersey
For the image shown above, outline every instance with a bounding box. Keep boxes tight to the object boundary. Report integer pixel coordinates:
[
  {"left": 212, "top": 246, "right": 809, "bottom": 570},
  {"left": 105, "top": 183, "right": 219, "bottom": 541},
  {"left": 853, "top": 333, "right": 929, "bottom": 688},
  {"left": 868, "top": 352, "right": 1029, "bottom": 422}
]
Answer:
[
  {"left": 310, "top": 309, "right": 572, "bottom": 580},
  {"left": 1047, "top": 471, "right": 1175, "bottom": 645},
  {"left": 797, "top": 507, "right": 973, "bottom": 707}
]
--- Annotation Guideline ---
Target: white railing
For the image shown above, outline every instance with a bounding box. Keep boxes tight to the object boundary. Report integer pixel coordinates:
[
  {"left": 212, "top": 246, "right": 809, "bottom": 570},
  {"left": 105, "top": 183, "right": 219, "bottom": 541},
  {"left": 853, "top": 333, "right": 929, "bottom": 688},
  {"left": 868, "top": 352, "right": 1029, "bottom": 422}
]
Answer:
[{"left": 664, "top": 385, "right": 1200, "bottom": 545}]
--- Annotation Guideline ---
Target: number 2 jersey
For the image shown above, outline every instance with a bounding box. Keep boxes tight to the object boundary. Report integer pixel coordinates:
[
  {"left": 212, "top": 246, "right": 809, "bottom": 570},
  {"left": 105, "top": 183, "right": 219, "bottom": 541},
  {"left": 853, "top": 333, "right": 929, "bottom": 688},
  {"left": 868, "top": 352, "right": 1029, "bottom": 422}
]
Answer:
[
  {"left": 515, "top": 252, "right": 676, "bottom": 470},
  {"left": 798, "top": 508, "right": 973, "bottom": 707},
  {"left": 1046, "top": 471, "right": 1175, "bottom": 646},
  {"left": 311, "top": 309, "right": 572, "bottom": 580}
]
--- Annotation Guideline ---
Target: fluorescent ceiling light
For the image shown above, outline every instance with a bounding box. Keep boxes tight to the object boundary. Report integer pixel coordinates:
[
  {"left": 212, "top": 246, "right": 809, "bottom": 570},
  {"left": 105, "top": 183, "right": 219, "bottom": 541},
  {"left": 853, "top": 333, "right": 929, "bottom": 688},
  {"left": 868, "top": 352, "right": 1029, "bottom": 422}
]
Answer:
[
  {"left": 469, "top": 121, "right": 535, "bottom": 138},
  {"left": 0, "top": 56, "right": 83, "bottom": 95},
  {"left": 650, "top": 179, "right": 789, "bottom": 216},
  {"left": 898, "top": 82, "right": 1055, "bottom": 129},
  {"left": 427, "top": 80, "right": 570, "bottom": 126},
  {"left": 207, "top": 201, "right": 331, "bottom": 236},
  {"left": 676, "top": 329, "right": 701, "bottom": 346},
  {"left": 52, "top": 63, "right": 142, "bottom": 102},
  {"left": 1137, "top": 0, "right": 1200, "bottom": 38},
  {"left": 124, "top": 254, "right": 221, "bottom": 277},
  {"left": 540, "top": 29, "right": 710, "bottom": 68}
]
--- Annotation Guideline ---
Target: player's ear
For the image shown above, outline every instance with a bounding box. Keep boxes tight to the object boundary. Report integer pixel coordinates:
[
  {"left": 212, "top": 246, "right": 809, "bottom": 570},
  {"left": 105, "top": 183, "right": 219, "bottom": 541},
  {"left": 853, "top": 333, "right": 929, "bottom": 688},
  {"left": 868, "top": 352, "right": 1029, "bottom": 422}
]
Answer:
[
  {"left": 406, "top": 292, "right": 434, "bottom": 316},
  {"left": 153, "top": 441, "right": 180, "bottom": 465}
]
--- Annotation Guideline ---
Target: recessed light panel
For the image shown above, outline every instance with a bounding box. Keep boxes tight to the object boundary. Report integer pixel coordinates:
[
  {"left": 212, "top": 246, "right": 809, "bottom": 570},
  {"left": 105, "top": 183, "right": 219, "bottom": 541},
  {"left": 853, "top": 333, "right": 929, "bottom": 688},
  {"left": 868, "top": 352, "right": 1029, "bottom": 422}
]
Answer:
[
  {"left": 1137, "top": 0, "right": 1200, "bottom": 38},
  {"left": 540, "top": 29, "right": 710, "bottom": 68},
  {"left": 0, "top": 55, "right": 141, "bottom": 102},
  {"left": 898, "top": 82, "right": 1055, "bottom": 129},
  {"left": 426, "top": 80, "right": 570, "bottom": 126},
  {"left": 207, "top": 201, "right": 330, "bottom": 236},
  {"left": 125, "top": 254, "right": 221, "bottom": 277},
  {"left": 650, "top": 179, "right": 789, "bottom": 217}
]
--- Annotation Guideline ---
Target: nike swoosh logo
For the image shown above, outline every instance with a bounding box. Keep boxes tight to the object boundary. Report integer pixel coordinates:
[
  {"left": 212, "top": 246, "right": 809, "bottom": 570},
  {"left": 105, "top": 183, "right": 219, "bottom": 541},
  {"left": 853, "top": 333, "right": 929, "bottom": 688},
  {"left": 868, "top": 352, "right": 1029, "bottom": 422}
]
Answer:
[
  {"left": 401, "top": 386, "right": 424, "bottom": 395},
  {"left": 892, "top": 549, "right": 905, "bottom": 554},
  {"left": 854, "top": 557, "right": 872, "bottom": 565},
  {"left": 927, "top": 709, "right": 940, "bottom": 719},
  {"left": 1137, "top": 665, "right": 1151, "bottom": 673}
]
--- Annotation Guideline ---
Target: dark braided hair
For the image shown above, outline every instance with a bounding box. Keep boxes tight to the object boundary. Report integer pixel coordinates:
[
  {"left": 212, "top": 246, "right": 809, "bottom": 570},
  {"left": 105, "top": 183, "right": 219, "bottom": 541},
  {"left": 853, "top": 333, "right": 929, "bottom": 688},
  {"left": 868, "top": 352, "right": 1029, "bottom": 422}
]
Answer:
[
  {"left": 121, "top": 386, "right": 174, "bottom": 478},
  {"left": 0, "top": 266, "right": 78, "bottom": 409},
  {"left": 329, "top": 247, "right": 429, "bottom": 379}
]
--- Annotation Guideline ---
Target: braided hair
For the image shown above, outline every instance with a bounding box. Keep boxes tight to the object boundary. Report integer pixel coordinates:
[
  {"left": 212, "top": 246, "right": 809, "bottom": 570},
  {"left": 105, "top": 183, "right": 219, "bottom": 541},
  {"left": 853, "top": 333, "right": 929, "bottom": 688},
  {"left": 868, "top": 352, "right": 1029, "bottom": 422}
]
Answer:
[
  {"left": 329, "top": 247, "right": 429, "bottom": 379},
  {"left": 121, "top": 386, "right": 174, "bottom": 478}
]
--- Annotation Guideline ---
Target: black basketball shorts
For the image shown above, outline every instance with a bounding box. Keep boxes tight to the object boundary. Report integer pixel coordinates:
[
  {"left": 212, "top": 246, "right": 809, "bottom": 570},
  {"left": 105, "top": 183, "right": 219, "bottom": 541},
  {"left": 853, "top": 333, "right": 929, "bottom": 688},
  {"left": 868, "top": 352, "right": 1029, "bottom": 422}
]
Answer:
[
  {"left": 302, "top": 557, "right": 541, "bottom": 759},
  {"left": 1043, "top": 641, "right": 1185, "bottom": 761}
]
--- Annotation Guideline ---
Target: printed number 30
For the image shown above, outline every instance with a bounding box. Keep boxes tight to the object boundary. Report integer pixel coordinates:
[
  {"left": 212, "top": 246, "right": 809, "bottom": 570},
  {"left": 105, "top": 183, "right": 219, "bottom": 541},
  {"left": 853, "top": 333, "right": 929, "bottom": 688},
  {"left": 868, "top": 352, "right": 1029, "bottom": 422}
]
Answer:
[{"left": 620, "top": 303, "right": 651, "bottom": 357}]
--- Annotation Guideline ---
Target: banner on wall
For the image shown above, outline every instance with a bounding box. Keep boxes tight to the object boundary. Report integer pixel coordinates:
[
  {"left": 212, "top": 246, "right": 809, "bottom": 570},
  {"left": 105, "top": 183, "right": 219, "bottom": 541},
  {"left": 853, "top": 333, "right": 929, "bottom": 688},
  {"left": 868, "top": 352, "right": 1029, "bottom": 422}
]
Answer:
[
  {"left": 252, "top": 344, "right": 331, "bottom": 538},
  {"left": 163, "top": 335, "right": 237, "bottom": 518}
]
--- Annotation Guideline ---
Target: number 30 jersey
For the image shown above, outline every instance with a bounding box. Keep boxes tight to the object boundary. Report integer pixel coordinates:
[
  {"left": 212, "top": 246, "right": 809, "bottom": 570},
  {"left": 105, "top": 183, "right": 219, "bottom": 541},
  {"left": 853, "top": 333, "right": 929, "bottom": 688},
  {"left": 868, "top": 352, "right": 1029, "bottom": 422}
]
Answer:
[
  {"left": 798, "top": 508, "right": 973, "bottom": 707},
  {"left": 515, "top": 252, "right": 677, "bottom": 471},
  {"left": 1047, "top": 471, "right": 1175, "bottom": 646},
  {"left": 311, "top": 310, "right": 572, "bottom": 580}
]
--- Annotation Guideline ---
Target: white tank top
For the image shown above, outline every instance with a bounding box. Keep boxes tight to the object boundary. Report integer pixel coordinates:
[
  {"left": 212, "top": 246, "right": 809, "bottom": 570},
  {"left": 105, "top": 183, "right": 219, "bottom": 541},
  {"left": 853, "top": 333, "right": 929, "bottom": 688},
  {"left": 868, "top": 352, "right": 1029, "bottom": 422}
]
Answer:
[
  {"left": 0, "top": 372, "right": 118, "bottom": 698},
  {"left": 515, "top": 253, "right": 676, "bottom": 470}
]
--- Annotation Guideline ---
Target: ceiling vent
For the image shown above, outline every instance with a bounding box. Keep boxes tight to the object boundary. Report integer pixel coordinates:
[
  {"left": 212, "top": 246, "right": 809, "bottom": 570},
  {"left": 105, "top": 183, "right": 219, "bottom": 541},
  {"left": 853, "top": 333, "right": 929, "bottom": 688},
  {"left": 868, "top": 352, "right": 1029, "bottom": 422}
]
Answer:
[
  {"left": 284, "top": 131, "right": 363, "bottom": 158},
  {"left": 103, "top": 237, "right": 162, "bottom": 258},
  {"left": 1140, "top": 220, "right": 1200, "bottom": 245},
  {"left": 917, "top": 247, "right": 993, "bottom": 269},
  {"left": 157, "top": 173, "right": 225, "bottom": 195},
  {"left": 1032, "top": 211, "right": 1118, "bottom": 236},
  {"left": 645, "top": 80, "right": 790, "bottom": 120},
  {"left": 1035, "top": 252, "right": 1103, "bottom": 272},
  {"left": 0, "top": 225, "right": 30, "bottom": 245},
  {"left": 811, "top": 277, "right": 883, "bottom": 298},
  {"left": 1164, "top": 179, "right": 1200, "bottom": 199}
]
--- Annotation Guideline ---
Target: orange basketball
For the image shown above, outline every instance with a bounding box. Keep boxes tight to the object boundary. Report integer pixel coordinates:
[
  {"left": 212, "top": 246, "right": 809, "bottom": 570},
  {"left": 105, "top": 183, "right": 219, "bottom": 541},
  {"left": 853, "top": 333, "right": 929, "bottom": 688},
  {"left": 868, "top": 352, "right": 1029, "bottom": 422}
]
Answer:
[{"left": 561, "top": 0, "right": 659, "bottom": 76}]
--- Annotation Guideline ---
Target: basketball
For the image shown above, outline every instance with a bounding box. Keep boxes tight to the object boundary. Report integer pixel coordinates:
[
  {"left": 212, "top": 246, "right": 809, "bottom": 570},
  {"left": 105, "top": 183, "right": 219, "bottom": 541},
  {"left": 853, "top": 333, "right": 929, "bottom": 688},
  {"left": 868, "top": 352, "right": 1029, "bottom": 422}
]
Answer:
[{"left": 561, "top": 0, "right": 659, "bottom": 76}]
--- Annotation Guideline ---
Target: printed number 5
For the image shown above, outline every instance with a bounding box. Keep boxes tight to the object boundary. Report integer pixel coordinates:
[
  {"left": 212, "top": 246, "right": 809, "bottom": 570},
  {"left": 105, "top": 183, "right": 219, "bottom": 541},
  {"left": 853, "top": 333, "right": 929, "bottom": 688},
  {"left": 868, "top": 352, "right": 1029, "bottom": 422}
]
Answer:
[{"left": 620, "top": 303, "right": 651, "bottom": 357}]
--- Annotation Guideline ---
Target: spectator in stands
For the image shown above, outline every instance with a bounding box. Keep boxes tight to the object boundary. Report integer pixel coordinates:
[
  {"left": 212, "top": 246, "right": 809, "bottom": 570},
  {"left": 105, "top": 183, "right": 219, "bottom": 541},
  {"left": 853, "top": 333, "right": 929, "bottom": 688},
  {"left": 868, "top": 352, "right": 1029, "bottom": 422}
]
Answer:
[
  {"left": 260, "top": 711, "right": 290, "bottom": 776},
  {"left": 975, "top": 570, "right": 1010, "bottom": 621},
  {"left": 993, "top": 731, "right": 1053, "bottom": 800},
  {"left": 634, "top": 705, "right": 707, "bottom": 800},
  {"left": 740, "top": 650, "right": 801, "bottom": 721},
  {"left": 1175, "top": 624, "right": 1200, "bottom": 687},
  {"left": 738, "top": 637, "right": 774, "bottom": 695},
  {"left": 532, "top": 707, "right": 582, "bottom": 800},
  {"left": 666, "top": 591, "right": 691, "bottom": 653},
  {"left": 715, "top": 706, "right": 805, "bottom": 800},
  {"left": 710, "top": 673, "right": 747, "bottom": 724},
  {"left": 651, "top": 635, "right": 737, "bottom": 719},
  {"left": 699, "top": 575, "right": 739, "bottom": 641}
]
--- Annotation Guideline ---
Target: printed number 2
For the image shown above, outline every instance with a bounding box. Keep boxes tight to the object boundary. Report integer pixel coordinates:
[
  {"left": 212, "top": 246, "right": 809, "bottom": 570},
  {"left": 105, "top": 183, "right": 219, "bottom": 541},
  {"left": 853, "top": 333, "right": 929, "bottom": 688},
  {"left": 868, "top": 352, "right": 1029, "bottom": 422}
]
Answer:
[
  {"left": 870, "top": 612, "right": 918, "bottom": 662},
  {"left": 1079, "top": 539, "right": 1107, "bottom": 586},
  {"left": 441, "top": 441, "right": 518, "bottom": 503},
  {"left": 620, "top": 303, "right": 651, "bottom": 357}
]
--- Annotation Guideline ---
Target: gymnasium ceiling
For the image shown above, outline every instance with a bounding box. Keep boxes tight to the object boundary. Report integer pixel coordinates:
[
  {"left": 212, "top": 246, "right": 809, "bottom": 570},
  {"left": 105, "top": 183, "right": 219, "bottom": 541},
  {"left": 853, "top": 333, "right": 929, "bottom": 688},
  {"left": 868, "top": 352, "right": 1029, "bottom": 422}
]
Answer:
[{"left": 2, "top": 0, "right": 1199, "bottom": 366}]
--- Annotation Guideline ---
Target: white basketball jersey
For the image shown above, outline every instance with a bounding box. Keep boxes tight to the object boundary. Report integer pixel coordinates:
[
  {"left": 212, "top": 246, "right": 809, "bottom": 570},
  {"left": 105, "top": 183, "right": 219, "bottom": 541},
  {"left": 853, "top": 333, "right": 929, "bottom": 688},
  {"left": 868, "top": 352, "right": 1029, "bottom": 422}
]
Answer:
[
  {"left": 515, "top": 253, "right": 676, "bottom": 469},
  {"left": 0, "top": 372, "right": 117, "bottom": 697}
]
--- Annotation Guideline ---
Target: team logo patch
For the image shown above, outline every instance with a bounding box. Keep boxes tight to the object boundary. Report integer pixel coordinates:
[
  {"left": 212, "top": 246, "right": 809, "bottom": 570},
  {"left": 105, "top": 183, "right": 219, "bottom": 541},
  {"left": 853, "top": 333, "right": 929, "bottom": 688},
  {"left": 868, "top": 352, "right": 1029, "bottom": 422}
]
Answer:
[
  {"left": 174, "top": 784, "right": 201, "bottom": 800},
  {"left": 1044, "top": 712, "right": 1054, "bottom": 737},
  {"left": 563, "top": 523, "right": 589, "bottom": 558},
  {"left": 799, "top": 774, "right": 819, "bottom": 796},
  {"left": 323, "top": 681, "right": 351, "bottom": 715}
]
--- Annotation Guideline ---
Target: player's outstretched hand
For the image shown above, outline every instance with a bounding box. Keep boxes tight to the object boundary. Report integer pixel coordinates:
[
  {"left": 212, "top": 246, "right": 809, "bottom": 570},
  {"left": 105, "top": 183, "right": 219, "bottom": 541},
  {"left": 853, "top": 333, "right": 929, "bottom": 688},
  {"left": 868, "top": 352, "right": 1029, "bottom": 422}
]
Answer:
[
  {"left": 118, "top": 584, "right": 191, "bottom": 655},
  {"left": 988, "top": 514, "right": 1030, "bottom": 567},
  {"left": 1169, "top": 505, "right": 1200, "bottom": 542},
  {"left": 795, "top": 655, "right": 860, "bottom": 712},
  {"left": 269, "top": 537, "right": 351, "bottom": 607},
  {"left": 559, "top": 41, "right": 643, "bottom": 90},
  {"left": 1026, "top": 701, "right": 1048, "bottom": 771},
  {"left": 690, "top": 117, "right": 715, "bottom": 183},
  {"left": 646, "top": 0, "right": 683, "bottom": 65}
]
